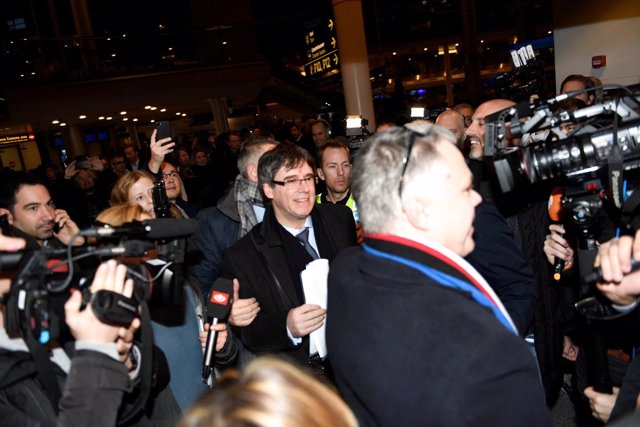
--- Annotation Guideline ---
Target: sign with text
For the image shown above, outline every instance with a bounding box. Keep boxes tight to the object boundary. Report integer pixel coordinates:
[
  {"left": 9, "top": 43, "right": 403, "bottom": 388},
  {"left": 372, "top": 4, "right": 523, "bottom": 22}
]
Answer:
[
  {"left": 304, "top": 17, "right": 339, "bottom": 77},
  {"left": 0, "top": 133, "right": 34, "bottom": 145}
]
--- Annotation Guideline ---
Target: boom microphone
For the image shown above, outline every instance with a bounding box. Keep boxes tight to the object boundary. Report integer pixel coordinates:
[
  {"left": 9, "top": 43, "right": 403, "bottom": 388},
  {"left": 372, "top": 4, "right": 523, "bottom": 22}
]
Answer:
[
  {"left": 202, "top": 278, "right": 233, "bottom": 382},
  {"left": 81, "top": 218, "right": 199, "bottom": 240}
]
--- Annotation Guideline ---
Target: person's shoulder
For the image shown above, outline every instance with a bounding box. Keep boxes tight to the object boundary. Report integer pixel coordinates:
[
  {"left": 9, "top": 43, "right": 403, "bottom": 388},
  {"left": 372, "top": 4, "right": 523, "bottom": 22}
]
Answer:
[{"left": 316, "top": 202, "right": 353, "bottom": 222}]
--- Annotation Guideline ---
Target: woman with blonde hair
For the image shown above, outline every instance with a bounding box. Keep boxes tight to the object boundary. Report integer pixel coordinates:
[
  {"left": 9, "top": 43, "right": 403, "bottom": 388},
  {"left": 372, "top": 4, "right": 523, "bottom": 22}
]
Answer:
[
  {"left": 96, "top": 203, "right": 151, "bottom": 226},
  {"left": 179, "top": 357, "right": 358, "bottom": 427},
  {"left": 110, "top": 170, "right": 156, "bottom": 217}
]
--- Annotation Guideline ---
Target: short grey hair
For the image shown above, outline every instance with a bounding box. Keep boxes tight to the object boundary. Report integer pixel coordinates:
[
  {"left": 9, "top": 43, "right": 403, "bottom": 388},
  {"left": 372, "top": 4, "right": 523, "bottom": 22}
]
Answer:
[
  {"left": 237, "top": 137, "right": 278, "bottom": 178},
  {"left": 352, "top": 124, "right": 456, "bottom": 233}
]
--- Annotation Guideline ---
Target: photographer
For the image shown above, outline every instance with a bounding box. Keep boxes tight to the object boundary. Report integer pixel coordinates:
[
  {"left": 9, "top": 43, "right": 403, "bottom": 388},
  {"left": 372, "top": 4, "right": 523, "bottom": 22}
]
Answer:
[
  {"left": 0, "top": 248, "right": 140, "bottom": 426},
  {"left": 579, "top": 232, "right": 640, "bottom": 423}
]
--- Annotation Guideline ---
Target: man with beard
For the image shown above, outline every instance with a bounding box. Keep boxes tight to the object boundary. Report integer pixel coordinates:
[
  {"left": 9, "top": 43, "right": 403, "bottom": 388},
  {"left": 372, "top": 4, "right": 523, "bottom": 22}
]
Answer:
[{"left": 0, "top": 174, "right": 83, "bottom": 249}]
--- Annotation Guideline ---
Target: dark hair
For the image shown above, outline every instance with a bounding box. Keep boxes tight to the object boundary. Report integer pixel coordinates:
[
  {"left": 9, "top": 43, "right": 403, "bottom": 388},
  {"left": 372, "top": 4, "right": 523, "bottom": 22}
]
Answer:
[
  {"left": 316, "top": 141, "right": 350, "bottom": 168},
  {"left": 258, "top": 143, "right": 314, "bottom": 187},
  {"left": 560, "top": 74, "right": 595, "bottom": 93},
  {"left": 0, "top": 173, "right": 44, "bottom": 212}
]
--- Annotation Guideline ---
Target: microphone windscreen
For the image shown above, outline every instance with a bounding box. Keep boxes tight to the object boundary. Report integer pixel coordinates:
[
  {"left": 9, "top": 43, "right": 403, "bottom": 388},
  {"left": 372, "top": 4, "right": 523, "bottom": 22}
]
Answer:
[
  {"left": 144, "top": 218, "right": 199, "bottom": 239},
  {"left": 548, "top": 187, "right": 563, "bottom": 222},
  {"left": 207, "top": 278, "right": 233, "bottom": 319}
]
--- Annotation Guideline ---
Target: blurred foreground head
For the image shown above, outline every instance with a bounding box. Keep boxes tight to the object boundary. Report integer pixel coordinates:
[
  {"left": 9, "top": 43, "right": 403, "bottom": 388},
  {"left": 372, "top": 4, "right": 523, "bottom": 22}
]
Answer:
[{"left": 178, "top": 357, "right": 358, "bottom": 427}]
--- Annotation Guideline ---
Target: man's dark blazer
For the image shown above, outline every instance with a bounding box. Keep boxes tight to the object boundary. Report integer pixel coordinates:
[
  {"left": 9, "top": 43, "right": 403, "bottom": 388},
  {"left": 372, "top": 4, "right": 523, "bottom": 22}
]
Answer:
[
  {"left": 221, "top": 203, "right": 357, "bottom": 364},
  {"left": 327, "top": 236, "right": 552, "bottom": 427}
]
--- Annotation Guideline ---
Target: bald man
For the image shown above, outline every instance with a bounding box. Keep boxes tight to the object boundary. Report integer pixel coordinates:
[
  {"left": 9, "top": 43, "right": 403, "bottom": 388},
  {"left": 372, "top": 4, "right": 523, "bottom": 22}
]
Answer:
[
  {"left": 464, "top": 99, "right": 515, "bottom": 160},
  {"left": 436, "top": 110, "right": 466, "bottom": 149}
]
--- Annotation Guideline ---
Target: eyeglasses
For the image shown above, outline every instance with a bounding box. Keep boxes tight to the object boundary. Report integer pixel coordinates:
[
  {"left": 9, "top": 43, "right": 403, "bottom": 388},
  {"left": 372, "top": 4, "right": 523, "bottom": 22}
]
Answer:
[
  {"left": 398, "top": 130, "right": 420, "bottom": 199},
  {"left": 162, "top": 172, "right": 179, "bottom": 181},
  {"left": 272, "top": 175, "right": 317, "bottom": 187}
]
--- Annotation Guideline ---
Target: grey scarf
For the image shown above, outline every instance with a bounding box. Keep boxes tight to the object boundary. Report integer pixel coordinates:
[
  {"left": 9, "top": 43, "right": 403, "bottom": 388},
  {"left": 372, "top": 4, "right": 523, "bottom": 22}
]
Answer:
[{"left": 235, "top": 174, "right": 264, "bottom": 237}]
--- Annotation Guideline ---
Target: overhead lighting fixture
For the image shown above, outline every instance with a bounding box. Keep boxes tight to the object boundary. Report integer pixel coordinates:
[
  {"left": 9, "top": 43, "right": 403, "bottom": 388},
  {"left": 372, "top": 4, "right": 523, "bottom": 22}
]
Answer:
[
  {"left": 144, "top": 105, "right": 152, "bottom": 110},
  {"left": 181, "top": 113, "right": 187, "bottom": 117},
  {"left": 111, "top": 53, "right": 116, "bottom": 57},
  {"left": 106, "top": 116, "right": 113, "bottom": 120},
  {"left": 150, "top": 119, "right": 155, "bottom": 123},
  {"left": 160, "top": 108, "right": 166, "bottom": 112},
  {"left": 150, "top": 107, "right": 157, "bottom": 111},
  {"left": 79, "top": 115, "right": 86, "bottom": 119},
  {"left": 133, "top": 118, "right": 138, "bottom": 122},
  {"left": 423, "top": 47, "right": 428, "bottom": 51},
  {"left": 52, "top": 120, "right": 60, "bottom": 124},
  {"left": 123, "top": 117, "right": 129, "bottom": 121},
  {"left": 60, "top": 122, "right": 67, "bottom": 127},
  {"left": 392, "top": 52, "right": 397, "bottom": 56},
  {"left": 99, "top": 116, "right": 105, "bottom": 120},
  {"left": 120, "top": 111, "right": 127, "bottom": 115},
  {"left": 176, "top": 112, "right": 181, "bottom": 116}
]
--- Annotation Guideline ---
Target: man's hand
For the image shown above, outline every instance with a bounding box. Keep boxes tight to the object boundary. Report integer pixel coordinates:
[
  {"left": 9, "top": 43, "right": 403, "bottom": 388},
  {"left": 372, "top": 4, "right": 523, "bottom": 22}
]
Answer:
[
  {"left": 286, "top": 304, "right": 326, "bottom": 338},
  {"left": 65, "top": 260, "right": 136, "bottom": 344},
  {"left": 595, "top": 232, "right": 640, "bottom": 306},
  {"left": 199, "top": 322, "right": 228, "bottom": 351},
  {"left": 228, "top": 278, "right": 260, "bottom": 327},
  {"left": 543, "top": 224, "right": 574, "bottom": 266},
  {"left": 562, "top": 335, "right": 579, "bottom": 362},
  {"left": 148, "top": 129, "right": 175, "bottom": 173},
  {"left": 53, "top": 209, "right": 84, "bottom": 246},
  {"left": 584, "top": 386, "right": 619, "bottom": 423}
]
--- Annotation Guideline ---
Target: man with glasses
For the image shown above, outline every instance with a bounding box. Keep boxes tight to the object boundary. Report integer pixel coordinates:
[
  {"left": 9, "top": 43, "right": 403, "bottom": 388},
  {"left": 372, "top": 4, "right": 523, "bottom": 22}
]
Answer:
[
  {"left": 146, "top": 129, "right": 198, "bottom": 218},
  {"left": 220, "top": 143, "right": 357, "bottom": 375},
  {"left": 326, "top": 125, "right": 551, "bottom": 427}
]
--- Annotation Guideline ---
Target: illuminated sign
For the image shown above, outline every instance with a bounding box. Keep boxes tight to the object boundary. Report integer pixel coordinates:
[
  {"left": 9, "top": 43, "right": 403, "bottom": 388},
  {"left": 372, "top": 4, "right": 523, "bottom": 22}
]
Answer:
[
  {"left": 305, "top": 18, "right": 339, "bottom": 77},
  {"left": 0, "top": 133, "right": 35, "bottom": 145}
]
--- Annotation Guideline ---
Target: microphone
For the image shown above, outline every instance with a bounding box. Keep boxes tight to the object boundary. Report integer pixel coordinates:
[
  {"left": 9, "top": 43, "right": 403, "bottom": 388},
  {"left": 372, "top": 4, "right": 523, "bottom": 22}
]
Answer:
[
  {"left": 548, "top": 188, "right": 566, "bottom": 281},
  {"left": 582, "top": 258, "right": 640, "bottom": 287},
  {"left": 80, "top": 218, "right": 199, "bottom": 240},
  {"left": 202, "top": 278, "right": 233, "bottom": 382}
]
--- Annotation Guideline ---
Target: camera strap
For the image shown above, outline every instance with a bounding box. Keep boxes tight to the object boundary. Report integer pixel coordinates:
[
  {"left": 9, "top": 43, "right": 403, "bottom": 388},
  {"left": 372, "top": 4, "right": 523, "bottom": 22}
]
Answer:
[
  {"left": 24, "top": 329, "right": 62, "bottom": 411},
  {"left": 117, "top": 300, "right": 153, "bottom": 426}
]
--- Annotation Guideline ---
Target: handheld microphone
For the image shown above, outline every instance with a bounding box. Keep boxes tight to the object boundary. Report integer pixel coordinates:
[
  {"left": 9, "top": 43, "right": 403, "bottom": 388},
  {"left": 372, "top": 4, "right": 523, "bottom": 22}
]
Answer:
[
  {"left": 548, "top": 188, "right": 566, "bottom": 281},
  {"left": 202, "top": 278, "right": 233, "bottom": 382},
  {"left": 582, "top": 258, "right": 640, "bottom": 287},
  {"left": 80, "top": 218, "right": 199, "bottom": 240}
]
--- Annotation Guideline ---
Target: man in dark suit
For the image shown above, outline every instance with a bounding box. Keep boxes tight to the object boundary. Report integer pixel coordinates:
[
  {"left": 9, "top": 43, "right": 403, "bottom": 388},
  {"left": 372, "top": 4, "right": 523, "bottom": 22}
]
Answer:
[
  {"left": 327, "top": 125, "right": 551, "bottom": 426},
  {"left": 221, "top": 143, "right": 357, "bottom": 370}
]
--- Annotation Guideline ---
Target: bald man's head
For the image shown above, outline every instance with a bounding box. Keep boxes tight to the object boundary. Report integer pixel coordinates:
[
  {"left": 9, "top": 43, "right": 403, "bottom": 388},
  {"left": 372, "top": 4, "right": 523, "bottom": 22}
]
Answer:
[
  {"left": 464, "top": 99, "right": 516, "bottom": 159},
  {"left": 436, "top": 110, "right": 466, "bottom": 149}
]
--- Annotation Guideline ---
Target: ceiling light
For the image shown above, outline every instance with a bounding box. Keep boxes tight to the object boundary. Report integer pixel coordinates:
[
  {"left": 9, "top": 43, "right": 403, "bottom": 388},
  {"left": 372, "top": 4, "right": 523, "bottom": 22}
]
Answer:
[
  {"left": 52, "top": 120, "right": 60, "bottom": 124},
  {"left": 123, "top": 117, "right": 129, "bottom": 121},
  {"left": 150, "top": 119, "right": 155, "bottom": 123},
  {"left": 144, "top": 105, "right": 152, "bottom": 110},
  {"left": 181, "top": 113, "right": 187, "bottom": 117},
  {"left": 160, "top": 108, "right": 166, "bottom": 112},
  {"left": 79, "top": 115, "right": 86, "bottom": 119},
  {"left": 99, "top": 116, "right": 105, "bottom": 120},
  {"left": 150, "top": 107, "right": 157, "bottom": 111},
  {"left": 106, "top": 116, "right": 113, "bottom": 120},
  {"left": 133, "top": 118, "right": 138, "bottom": 122},
  {"left": 120, "top": 111, "right": 127, "bottom": 115},
  {"left": 60, "top": 122, "right": 67, "bottom": 127}
]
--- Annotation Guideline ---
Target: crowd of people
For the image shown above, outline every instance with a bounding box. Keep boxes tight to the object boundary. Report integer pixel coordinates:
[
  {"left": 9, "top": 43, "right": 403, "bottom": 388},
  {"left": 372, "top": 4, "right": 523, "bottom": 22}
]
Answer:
[{"left": 1, "top": 72, "right": 640, "bottom": 426}]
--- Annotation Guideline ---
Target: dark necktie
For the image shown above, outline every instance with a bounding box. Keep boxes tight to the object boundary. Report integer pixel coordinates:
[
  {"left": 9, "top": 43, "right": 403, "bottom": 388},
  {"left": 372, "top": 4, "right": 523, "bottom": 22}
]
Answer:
[{"left": 296, "top": 227, "right": 319, "bottom": 260}]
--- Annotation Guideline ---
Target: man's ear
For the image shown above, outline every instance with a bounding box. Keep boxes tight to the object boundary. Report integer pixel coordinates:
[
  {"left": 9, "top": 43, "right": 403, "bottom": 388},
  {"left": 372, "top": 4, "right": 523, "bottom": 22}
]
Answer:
[
  {"left": 262, "top": 183, "right": 274, "bottom": 200},
  {"left": 0, "top": 208, "right": 13, "bottom": 225},
  {"left": 403, "top": 198, "right": 431, "bottom": 232},
  {"left": 317, "top": 168, "right": 325, "bottom": 181},
  {"left": 248, "top": 164, "right": 259, "bottom": 182}
]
